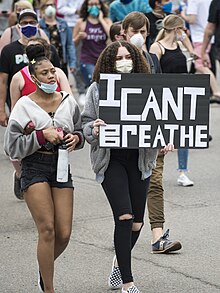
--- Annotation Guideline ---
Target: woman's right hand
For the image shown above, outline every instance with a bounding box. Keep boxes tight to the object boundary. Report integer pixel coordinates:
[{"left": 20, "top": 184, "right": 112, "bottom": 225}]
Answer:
[
  {"left": 42, "top": 126, "right": 62, "bottom": 144},
  {"left": 78, "top": 31, "right": 87, "bottom": 40},
  {"left": 93, "top": 119, "right": 106, "bottom": 137}
]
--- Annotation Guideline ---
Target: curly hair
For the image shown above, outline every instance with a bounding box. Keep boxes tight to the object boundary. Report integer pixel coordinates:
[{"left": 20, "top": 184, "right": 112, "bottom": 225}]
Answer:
[
  {"left": 79, "top": 0, "right": 109, "bottom": 20},
  {"left": 93, "top": 40, "right": 151, "bottom": 82}
]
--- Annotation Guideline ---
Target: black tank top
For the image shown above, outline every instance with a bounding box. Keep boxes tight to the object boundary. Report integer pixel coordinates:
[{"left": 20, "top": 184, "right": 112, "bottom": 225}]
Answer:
[{"left": 158, "top": 42, "right": 187, "bottom": 74}]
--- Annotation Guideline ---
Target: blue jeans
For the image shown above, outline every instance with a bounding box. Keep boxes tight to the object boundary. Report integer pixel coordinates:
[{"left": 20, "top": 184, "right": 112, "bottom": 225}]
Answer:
[
  {"left": 80, "top": 63, "right": 95, "bottom": 88},
  {"left": 177, "top": 149, "right": 189, "bottom": 171}
]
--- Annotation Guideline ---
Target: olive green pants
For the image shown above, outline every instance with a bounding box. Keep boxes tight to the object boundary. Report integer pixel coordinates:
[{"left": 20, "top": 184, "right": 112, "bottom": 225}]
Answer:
[{"left": 147, "top": 152, "right": 165, "bottom": 230}]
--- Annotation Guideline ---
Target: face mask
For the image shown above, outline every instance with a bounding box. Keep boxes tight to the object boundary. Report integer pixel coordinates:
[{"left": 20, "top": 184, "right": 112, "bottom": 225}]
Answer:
[
  {"left": 176, "top": 31, "right": 186, "bottom": 42},
  {"left": 120, "top": 0, "right": 133, "bottom": 4},
  {"left": 162, "top": 2, "right": 172, "bottom": 13},
  {"left": 37, "top": 81, "right": 58, "bottom": 94},
  {"left": 20, "top": 24, "right": 37, "bottom": 38},
  {"left": 130, "top": 33, "right": 145, "bottom": 49},
  {"left": 116, "top": 59, "right": 133, "bottom": 73},
  {"left": 45, "top": 5, "right": 56, "bottom": 17},
  {"left": 87, "top": 6, "right": 99, "bottom": 17}
]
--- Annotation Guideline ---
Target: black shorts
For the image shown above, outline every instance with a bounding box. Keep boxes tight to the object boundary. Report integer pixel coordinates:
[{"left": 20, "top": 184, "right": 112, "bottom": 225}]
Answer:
[{"left": 20, "top": 152, "right": 74, "bottom": 191}]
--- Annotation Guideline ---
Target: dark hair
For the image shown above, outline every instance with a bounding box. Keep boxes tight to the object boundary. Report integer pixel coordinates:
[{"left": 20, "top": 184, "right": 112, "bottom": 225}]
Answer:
[
  {"left": 27, "top": 36, "right": 51, "bottom": 59},
  {"left": 26, "top": 44, "right": 50, "bottom": 74},
  {"left": 109, "top": 21, "right": 122, "bottom": 42},
  {"left": 122, "top": 12, "right": 150, "bottom": 32},
  {"left": 79, "top": 0, "right": 109, "bottom": 20},
  {"left": 149, "top": 0, "right": 162, "bottom": 9},
  {"left": 93, "top": 40, "right": 150, "bottom": 82}
]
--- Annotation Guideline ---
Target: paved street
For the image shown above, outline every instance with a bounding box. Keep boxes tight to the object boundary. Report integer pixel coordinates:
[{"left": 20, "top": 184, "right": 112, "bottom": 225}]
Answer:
[{"left": 0, "top": 102, "right": 219, "bottom": 293}]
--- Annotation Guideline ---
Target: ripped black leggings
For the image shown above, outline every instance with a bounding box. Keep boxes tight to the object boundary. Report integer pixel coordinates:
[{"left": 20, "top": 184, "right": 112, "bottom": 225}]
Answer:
[{"left": 101, "top": 149, "right": 150, "bottom": 283}]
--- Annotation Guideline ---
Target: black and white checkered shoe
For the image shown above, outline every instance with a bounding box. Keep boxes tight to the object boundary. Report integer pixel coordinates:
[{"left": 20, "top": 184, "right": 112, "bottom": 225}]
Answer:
[
  {"left": 121, "top": 285, "right": 141, "bottom": 293},
  {"left": 108, "top": 255, "right": 122, "bottom": 289}
]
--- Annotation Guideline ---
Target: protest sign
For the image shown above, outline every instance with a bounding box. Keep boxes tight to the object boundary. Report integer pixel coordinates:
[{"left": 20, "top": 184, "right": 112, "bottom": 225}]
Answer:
[{"left": 99, "top": 73, "right": 210, "bottom": 148}]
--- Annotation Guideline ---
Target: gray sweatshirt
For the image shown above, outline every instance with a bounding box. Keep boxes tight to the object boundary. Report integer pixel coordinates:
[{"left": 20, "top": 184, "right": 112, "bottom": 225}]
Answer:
[
  {"left": 81, "top": 82, "right": 158, "bottom": 183},
  {"left": 4, "top": 91, "right": 84, "bottom": 160}
]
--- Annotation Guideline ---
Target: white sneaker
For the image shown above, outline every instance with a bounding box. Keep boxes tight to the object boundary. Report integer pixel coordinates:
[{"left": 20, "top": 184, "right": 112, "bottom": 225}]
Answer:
[
  {"left": 122, "top": 285, "right": 141, "bottom": 293},
  {"left": 177, "top": 173, "right": 194, "bottom": 187}
]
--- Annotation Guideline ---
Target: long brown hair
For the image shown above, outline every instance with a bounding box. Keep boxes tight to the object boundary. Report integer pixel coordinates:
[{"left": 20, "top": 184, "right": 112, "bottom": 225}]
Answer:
[{"left": 93, "top": 40, "right": 151, "bottom": 82}]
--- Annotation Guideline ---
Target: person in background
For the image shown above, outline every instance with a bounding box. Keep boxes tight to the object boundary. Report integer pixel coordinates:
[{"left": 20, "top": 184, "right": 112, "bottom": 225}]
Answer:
[
  {"left": 201, "top": 0, "right": 220, "bottom": 104},
  {"left": 150, "top": 14, "right": 194, "bottom": 187},
  {"left": 73, "top": 0, "right": 111, "bottom": 89},
  {"left": 181, "top": 0, "right": 220, "bottom": 104},
  {"left": 82, "top": 40, "right": 174, "bottom": 293},
  {"left": 56, "top": 0, "right": 84, "bottom": 33},
  {"left": 0, "top": 1, "right": 49, "bottom": 53},
  {"left": 146, "top": 0, "right": 173, "bottom": 49},
  {"left": 122, "top": 11, "right": 182, "bottom": 253},
  {"left": 0, "top": 0, "right": 12, "bottom": 37},
  {"left": 4, "top": 44, "right": 84, "bottom": 293},
  {"left": 39, "top": 0, "right": 76, "bottom": 77},
  {"left": 109, "top": 21, "right": 124, "bottom": 42},
  {"left": 109, "top": 0, "right": 152, "bottom": 23}
]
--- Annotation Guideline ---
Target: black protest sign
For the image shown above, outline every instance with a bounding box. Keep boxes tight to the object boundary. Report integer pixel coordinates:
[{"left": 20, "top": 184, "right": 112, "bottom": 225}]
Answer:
[{"left": 99, "top": 73, "right": 210, "bottom": 149}]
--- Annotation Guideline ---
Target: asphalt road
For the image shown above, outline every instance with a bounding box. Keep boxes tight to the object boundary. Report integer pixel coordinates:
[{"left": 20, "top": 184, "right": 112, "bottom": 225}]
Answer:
[{"left": 0, "top": 103, "right": 219, "bottom": 293}]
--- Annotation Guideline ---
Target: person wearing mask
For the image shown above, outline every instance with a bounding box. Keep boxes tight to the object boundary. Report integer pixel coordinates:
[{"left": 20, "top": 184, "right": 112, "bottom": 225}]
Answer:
[
  {"left": 150, "top": 14, "right": 194, "bottom": 187},
  {"left": 0, "top": 1, "right": 49, "bottom": 53},
  {"left": 39, "top": 0, "right": 76, "bottom": 77},
  {"left": 73, "top": 0, "right": 112, "bottom": 89},
  {"left": 145, "top": 0, "right": 173, "bottom": 49},
  {"left": 109, "top": 0, "right": 152, "bottom": 23},
  {"left": 0, "top": 9, "right": 61, "bottom": 200},
  {"left": 9, "top": 37, "right": 73, "bottom": 201},
  {"left": 82, "top": 40, "right": 173, "bottom": 293},
  {"left": 121, "top": 11, "right": 182, "bottom": 253},
  {"left": 4, "top": 44, "right": 84, "bottom": 293}
]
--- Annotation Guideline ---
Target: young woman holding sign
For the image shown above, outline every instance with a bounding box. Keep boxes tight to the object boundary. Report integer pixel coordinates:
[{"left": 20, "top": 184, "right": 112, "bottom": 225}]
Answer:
[
  {"left": 150, "top": 14, "right": 194, "bottom": 187},
  {"left": 82, "top": 40, "right": 173, "bottom": 293}
]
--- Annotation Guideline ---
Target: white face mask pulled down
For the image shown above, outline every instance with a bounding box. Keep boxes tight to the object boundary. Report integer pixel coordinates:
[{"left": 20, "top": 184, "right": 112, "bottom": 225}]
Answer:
[
  {"left": 130, "top": 33, "right": 145, "bottom": 49},
  {"left": 115, "top": 59, "right": 133, "bottom": 73}
]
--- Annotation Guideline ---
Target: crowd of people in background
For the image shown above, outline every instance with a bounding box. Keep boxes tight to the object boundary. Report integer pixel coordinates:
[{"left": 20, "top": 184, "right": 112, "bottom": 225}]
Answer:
[{"left": 0, "top": 0, "right": 219, "bottom": 292}]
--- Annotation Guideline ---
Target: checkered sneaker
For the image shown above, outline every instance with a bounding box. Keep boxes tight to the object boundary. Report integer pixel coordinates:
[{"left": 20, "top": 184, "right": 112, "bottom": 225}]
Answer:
[
  {"left": 122, "top": 285, "right": 141, "bottom": 293},
  {"left": 108, "top": 256, "right": 122, "bottom": 289}
]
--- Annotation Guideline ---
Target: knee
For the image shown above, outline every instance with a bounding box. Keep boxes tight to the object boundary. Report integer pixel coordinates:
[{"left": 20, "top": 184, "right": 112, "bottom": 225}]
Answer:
[
  {"left": 119, "top": 213, "right": 133, "bottom": 221},
  {"left": 132, "top": 222, "right": 143, "bottom": 232},
  {"left": 39, "top": 222, "right": 55, "bottom": 242},
  {"left": 56, "top": 229, "right": 72, "bottom": 247}
]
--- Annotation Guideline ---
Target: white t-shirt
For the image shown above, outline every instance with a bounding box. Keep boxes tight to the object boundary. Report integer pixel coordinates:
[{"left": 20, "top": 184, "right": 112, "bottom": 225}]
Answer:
[
  {"left": 187, "top": 0, "right": 212, "bottom": 43},
  {"left": 57, "top": 0, "right": 84, "bottom": 29}
]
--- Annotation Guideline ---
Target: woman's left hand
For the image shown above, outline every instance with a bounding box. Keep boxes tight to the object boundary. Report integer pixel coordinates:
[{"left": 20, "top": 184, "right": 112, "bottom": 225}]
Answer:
[
  {"left": 64, "top": 133, "right": 79, "bottom": 152},
  {"left": 160, "top": 143, "right": 175, "bottom": 155}
]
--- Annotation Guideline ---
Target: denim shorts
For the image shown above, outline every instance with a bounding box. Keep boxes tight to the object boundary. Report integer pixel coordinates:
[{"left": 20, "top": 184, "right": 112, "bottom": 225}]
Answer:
[{"left": 20, "top": 152, "right": 74, "bottom": 191}]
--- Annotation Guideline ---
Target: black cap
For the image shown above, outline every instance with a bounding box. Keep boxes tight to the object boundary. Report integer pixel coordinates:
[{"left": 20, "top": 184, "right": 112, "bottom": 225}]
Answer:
[{"left": 18, "top": 9, "right": 38, "bottom": 23}]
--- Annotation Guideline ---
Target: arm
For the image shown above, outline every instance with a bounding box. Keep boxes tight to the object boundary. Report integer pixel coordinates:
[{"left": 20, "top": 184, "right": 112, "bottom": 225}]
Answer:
[
  {"left": 10, "top": 72, "right": 24, "bottom": 110},
  {"left": 56, "top": 67, "right": 72, "bottom": 94},
  {"left": 98, "top": 13, "right": 112, "bottom": 36},
  {"left": 73, "top": 19, "right": 87, "bottom": 46},
  {"left": 66, "top": 25, "right": 76, "bottom": 71},
  {"left": 201, "top": 22, "right": 216, "bottom": 65},
  {"left": 81, "top": 83, "right": 100, "bottom": 146},
  {"left": 0, "top": 28, "right": 11, "bottom": 54},
  {"left": 0, "top": 72, "right": 9, "bottom": 127},
  {"left": 149, "top": 43, "right": 162, "bottom": 60},
  {"left": 180, "top": 11, "right": 197, "bottom": 24},
  {"left": 181, "top": 35, "right": 194, "bottom": 55}
]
